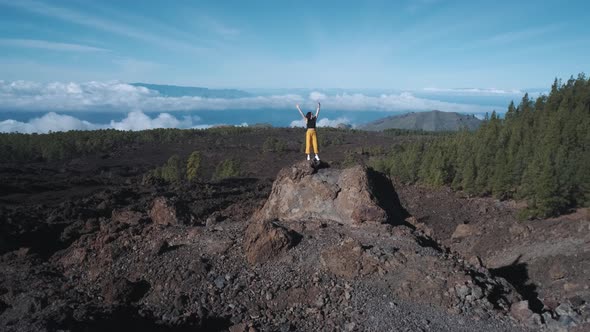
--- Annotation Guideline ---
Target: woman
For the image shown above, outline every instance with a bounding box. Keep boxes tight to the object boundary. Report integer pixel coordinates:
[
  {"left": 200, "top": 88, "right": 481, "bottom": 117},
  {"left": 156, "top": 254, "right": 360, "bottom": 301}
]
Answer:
[{"left": 296, "top": 102, "right": 321, "bottom": 161}]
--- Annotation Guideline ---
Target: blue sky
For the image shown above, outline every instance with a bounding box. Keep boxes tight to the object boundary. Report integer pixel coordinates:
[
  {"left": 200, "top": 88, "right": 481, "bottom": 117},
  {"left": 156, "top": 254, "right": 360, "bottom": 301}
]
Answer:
[{"left": 0, "top": 0, "right": 589, "bottom": 89}]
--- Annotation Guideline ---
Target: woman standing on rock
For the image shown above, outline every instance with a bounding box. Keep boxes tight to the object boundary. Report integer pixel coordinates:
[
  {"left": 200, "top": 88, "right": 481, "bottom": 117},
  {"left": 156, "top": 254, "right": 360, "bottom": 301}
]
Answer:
[{"left": 296, "top": 102, "right": 321, "bottom": 161}]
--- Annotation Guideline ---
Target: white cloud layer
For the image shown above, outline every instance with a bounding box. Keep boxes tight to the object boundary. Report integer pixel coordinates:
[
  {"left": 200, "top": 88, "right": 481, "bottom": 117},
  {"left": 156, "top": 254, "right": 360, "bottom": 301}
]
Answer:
[
  {"left": 0, "top": 112, "right": 98, "bottom": 133},
  {"left": 108, "top": 111, "right": 193, "bottom": 131},
  {"left": 290, "top": 117, "right": 352, "bottom": 128},
  {"left": 309, "top": 91, "right": 327, "bottom": 101},
  {"left": 0, "top": 111, "right": 212, "bottom": 134},
  {"left": 0, "top": 110, "right": 354, "bottom": 133},
  {"left": 0, "top": 80, "right": 499, "bottom": 113}
]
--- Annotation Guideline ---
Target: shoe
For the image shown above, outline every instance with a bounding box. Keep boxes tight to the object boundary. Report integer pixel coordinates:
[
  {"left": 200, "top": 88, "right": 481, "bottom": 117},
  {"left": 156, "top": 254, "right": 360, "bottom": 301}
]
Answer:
[
  {"left": 314, "top": 155, "right": 320, "bottom": 161},
  {"left": 306, "top": 155, "right": 311, "bottom": 161}
]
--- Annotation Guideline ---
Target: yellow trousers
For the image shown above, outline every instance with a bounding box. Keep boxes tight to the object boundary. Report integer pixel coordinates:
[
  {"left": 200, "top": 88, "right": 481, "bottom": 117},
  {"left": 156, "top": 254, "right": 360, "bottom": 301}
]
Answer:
[{"left": 305, "top": 129, "right": 319, "bottom": 154}]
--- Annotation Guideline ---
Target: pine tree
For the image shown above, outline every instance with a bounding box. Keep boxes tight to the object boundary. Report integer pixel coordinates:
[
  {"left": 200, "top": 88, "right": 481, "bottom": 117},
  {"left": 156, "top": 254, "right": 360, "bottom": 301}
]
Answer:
[
  {"left": 186, "top": 151, "right": 202, "bottom": 181},
  {"left": 532, "top": 151, "right": 568, "bottom": 217},
  {"left": 492, "top": 149, "right": 511, "bottom": 199},
  {"left": 377, "top": 74, "right": 590, "bottom": 217},
  {"left": 505, "top": 101, "right": 517, "bottom": 120}
]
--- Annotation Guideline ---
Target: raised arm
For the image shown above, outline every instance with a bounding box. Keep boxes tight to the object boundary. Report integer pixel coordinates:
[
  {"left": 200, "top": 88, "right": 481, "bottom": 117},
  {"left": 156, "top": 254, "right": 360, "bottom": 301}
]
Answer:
[
  {"left": 296, "top": 104, "right": 306, "bottom": 120},
  {"left": 315, "top": 102, "right": 321, "bottom": 118}
]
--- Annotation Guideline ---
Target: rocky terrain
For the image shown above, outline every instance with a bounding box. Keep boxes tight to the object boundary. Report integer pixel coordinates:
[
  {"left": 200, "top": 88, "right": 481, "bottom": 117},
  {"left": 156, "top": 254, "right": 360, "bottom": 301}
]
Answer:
[
  {"left": 1, "top": 130, "right": 588, "bottom": 331},
  {"left": 397, "top": 185, "right": 590, "bottom": 331}
]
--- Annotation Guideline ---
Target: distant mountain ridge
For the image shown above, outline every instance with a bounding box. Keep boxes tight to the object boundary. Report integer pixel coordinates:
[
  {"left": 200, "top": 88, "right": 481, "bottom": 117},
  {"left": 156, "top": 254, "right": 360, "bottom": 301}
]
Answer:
[
  {"left": 131, "top": 83, "right": 251, "bottom": 98},
  {"left": 360, "top": 110, "right": 482, "bottom": 131}
]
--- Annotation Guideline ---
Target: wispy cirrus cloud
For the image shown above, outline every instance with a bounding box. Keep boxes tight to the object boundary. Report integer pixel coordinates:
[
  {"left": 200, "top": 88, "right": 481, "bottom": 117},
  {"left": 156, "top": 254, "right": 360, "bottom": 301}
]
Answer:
[
  {"left": 198, "top": 16, "right": 240, "bottom": 38},
  {"left": 479, "top": 24, "right": 562, "bottom": 46},
  {"left": 449, "top": 24, "right": 564, "bottom": 52},
  {"left": 0, "top": 38, "right": 109, "bottom": 53},
  {"left": 0, "top": 0, "right": 207, "bottom": 53}
]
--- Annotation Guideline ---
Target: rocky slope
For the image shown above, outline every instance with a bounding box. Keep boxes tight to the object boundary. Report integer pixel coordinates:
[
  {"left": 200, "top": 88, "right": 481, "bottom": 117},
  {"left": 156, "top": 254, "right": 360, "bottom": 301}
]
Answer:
[
  {"left": 397, "top": 184, "right": 590, "bottom": 331},
  {"left": 0, "top": 161, "right": 533, "bottom": 332}
]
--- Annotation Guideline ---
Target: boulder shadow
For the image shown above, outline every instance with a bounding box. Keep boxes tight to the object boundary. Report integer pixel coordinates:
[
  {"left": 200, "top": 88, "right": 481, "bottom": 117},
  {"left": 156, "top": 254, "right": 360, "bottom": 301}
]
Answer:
[
  {"left": 366, "top": 168, "right": 410, "bottom": 225},
  {"left": 490, "top": 255, "right": 544, "bottom": 313},
  {"left": 129, "top": 280, "right": 151, "bottom": 302},
  {"left": 159, "top": 244, "right": 184, "bottom": 255},
  {"left": 414, "top": 235, "right": 444, "bottom": 252},
  {"left": 310, "top": 160, "right": 330, "bottom": 171},
  {"left": 367, "top": 168, "right": 448, "bottom": 252}
]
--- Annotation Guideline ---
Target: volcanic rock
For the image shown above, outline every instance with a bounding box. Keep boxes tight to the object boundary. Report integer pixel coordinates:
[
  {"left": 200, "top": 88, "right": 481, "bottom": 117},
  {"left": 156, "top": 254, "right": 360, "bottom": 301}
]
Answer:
[
  {"left": 151, "top": 239, "right": 170, "bottom": 256},
  {"left": 243, "top": 220, "right": 298, "bottom": 264},
  {"left": 102, "top": 278, "right": 150, "bottom": 305},
  {"left": 229, "top": 323, "right": 248, "bottom": 332},
  {"left": 451, "top": 224, "right": 475, "bottom": 241},
  {"left": 149, "top": 196, "right": 191, "bottom": 226},
  {"left": 510, "top": 301, "right": 533, "bottom": 323},
  {"left": 253, "top": 161, "right": 405, "bottom": 225},
  {"left": 111, "top": 208, "right": 144, "bottom": 225},
  {"left": 320, "top": 238, "right": 379, "bottom": 278},
  {"left": 206, "top": 211, "right": 223, "bottom": 227}
]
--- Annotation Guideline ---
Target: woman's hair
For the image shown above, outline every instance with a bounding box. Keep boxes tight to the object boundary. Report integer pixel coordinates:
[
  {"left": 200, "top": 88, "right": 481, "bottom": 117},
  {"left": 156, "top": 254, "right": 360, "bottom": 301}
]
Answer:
[{"left": 306, "top": 112, "right": 313, "bottom": 119}]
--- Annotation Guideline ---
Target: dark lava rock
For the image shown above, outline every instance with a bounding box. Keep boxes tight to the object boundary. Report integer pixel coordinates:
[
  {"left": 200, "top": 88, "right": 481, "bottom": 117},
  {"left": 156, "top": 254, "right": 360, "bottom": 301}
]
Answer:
[
  {"left": 243, "top": 220, "right": 298, "bottom": 264},
  {"left": 102, "top": 278, "right": 150, "bottom": 305},
  {"left": 149, "top": 196, "right": 192, "bottom": 226}
]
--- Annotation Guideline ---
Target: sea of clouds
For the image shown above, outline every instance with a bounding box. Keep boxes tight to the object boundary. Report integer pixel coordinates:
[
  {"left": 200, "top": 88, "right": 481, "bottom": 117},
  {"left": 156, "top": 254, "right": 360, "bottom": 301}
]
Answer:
[
  {"left": 0, "top": 111, "right": 256, "bottom": 134},
  {"left": 0, "top": 80, "right": 502, "bottom": 133},
  {"left": 0, "top": 111, "right": 190, "bottom": 133},
  {"left": 0, "top": 110, "right": 353, "bottom": 134}
]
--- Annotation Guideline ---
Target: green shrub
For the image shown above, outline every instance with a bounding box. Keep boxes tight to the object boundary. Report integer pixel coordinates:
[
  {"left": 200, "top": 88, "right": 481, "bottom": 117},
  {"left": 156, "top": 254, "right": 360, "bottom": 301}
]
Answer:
[
  {"left": 145, "top": 154, "right": 184, "bottom": 183},
  {"left": 160, "top": 154, "right": 183, "bottom": 183},
  {"left": 368, "top": 157, "right": 392, "bottom": 176},
  {"left": 213, "top": 159, "right": 241, "bottom": 180},
  {"left": 342, "top": 151, "right": 360, "bottom": 167},
  {"left": 262, "top": 137, "right": 287, "bottom": 152}
]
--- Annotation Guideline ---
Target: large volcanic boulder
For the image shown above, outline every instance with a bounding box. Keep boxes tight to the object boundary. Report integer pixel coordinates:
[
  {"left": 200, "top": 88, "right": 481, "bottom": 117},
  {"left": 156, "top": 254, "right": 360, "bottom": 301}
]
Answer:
[{"left": 253, "top": 161, "right": 405, "bottom": 226}]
